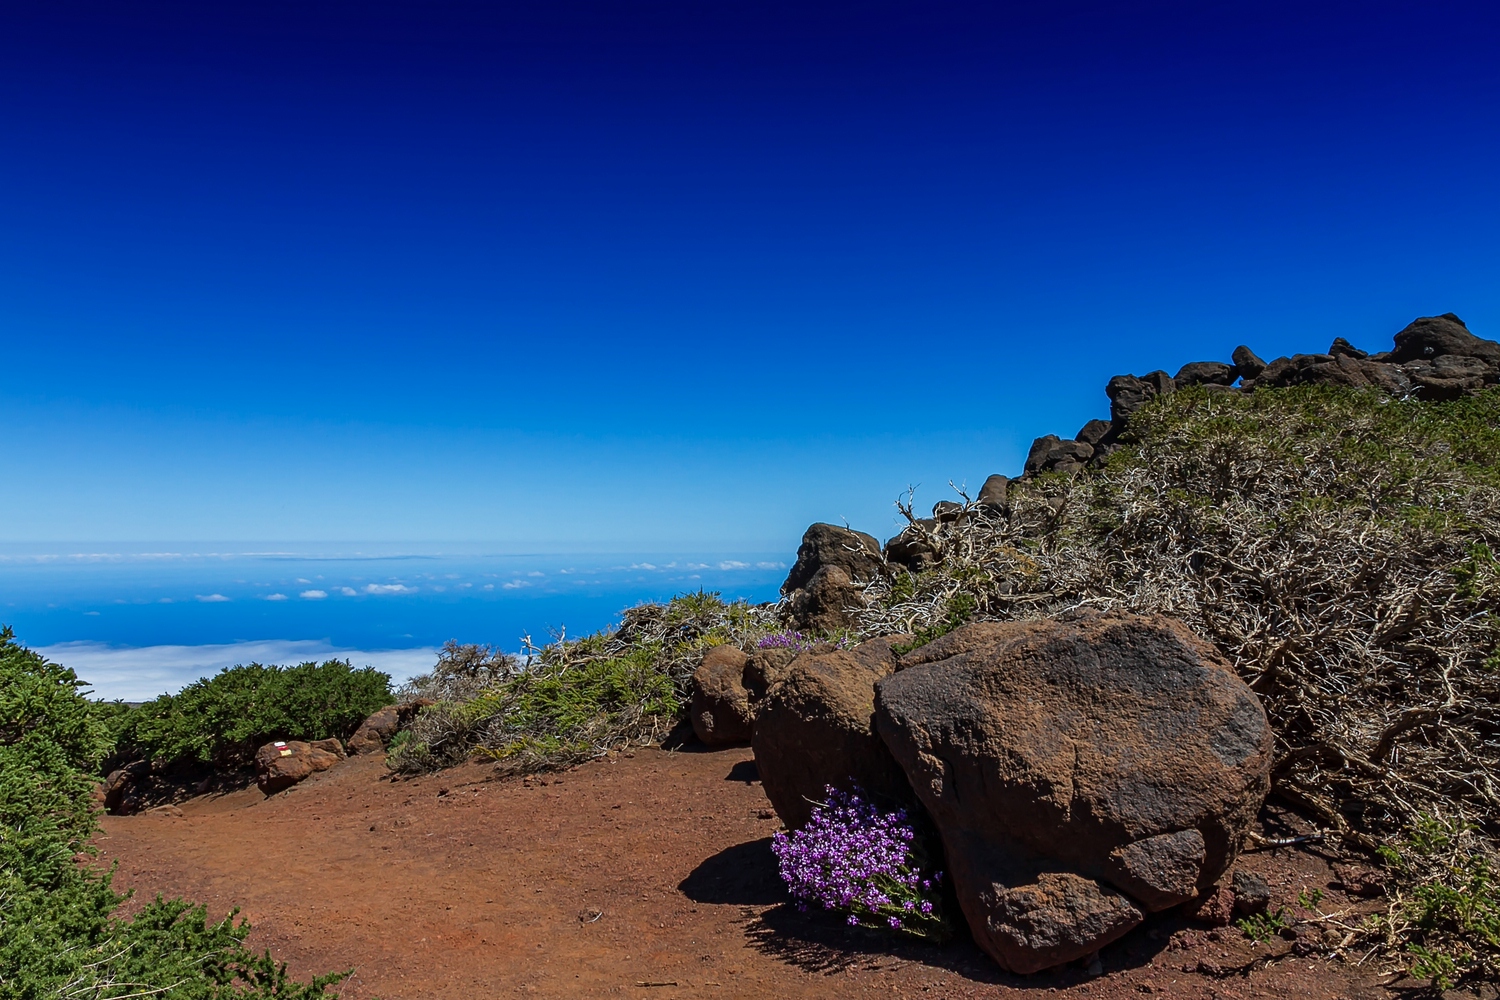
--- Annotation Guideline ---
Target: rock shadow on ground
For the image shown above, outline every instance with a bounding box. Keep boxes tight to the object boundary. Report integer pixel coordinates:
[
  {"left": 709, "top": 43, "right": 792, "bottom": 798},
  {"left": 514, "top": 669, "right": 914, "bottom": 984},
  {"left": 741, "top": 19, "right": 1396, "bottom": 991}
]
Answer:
[
  {"left": 678, "top": 837, "right": 785, "bottom": 906},
  {"left": 742, "top": 893, "right": 1183, "bottom": 986}
]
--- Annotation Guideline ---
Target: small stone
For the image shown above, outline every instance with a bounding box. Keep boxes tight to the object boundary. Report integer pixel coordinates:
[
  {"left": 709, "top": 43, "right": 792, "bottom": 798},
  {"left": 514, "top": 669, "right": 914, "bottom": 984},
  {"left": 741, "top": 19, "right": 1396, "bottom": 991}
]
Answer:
[{"left": 1231, "top": 870, "right": 1271, "bottom": 916}]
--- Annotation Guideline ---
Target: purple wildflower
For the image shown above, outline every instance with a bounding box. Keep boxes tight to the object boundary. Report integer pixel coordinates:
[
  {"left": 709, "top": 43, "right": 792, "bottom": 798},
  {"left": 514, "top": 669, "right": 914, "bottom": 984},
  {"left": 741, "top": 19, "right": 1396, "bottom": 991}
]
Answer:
[{"left": 770, "top": 784, "right": 946, "bottom": 939}]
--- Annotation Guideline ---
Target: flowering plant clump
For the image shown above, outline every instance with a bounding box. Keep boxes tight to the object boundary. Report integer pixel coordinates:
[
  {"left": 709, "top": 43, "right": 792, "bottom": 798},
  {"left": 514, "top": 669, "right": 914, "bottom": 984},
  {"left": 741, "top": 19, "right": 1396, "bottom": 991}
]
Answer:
[
  {"left": 756, "top": 631, "right": 851, "bottom": 651},
  {"left": 771, "top": 785, "right": 948, "bottom": 941},
  {"left": 756, "top": 630, "right": 815, "bottom": 651}
]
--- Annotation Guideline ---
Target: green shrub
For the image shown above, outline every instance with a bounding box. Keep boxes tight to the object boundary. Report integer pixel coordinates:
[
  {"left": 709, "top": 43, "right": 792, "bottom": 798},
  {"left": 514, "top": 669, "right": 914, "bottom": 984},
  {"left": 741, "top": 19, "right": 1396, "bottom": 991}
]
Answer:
[
  {"left": 109, "top": 659, "right": 394, "bottom": 771},
  {"left": 0, "top": 627, "right": 343, "bottom": 999}
]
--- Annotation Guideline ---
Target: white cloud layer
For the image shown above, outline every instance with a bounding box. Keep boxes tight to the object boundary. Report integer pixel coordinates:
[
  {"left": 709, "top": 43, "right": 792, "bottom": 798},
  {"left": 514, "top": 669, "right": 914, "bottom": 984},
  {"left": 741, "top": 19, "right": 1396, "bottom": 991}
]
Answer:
[{"left": 36, "top": 640, "right": 441, "bottom": 702}]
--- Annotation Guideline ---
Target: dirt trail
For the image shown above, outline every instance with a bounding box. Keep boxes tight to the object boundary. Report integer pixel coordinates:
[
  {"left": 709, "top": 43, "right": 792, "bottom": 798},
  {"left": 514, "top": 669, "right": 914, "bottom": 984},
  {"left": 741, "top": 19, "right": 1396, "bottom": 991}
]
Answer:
[{"left": 97, "top": 746, "right": 1386, "bottom": 999}]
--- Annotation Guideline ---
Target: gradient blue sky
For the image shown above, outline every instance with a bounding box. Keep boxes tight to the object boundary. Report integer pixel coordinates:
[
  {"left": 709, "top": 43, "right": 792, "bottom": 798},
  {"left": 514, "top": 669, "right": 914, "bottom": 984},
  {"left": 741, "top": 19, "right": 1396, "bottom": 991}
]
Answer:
[{"left": 4, "top": 0, "right": 1499, "bottom": 550}]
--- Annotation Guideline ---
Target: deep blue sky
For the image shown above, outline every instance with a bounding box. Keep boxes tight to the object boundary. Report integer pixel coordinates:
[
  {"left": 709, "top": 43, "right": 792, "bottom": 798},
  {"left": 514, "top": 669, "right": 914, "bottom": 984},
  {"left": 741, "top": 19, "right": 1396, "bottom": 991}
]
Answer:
[{"left": 4, "top": 0, "right": 1499, "bottom": 550}]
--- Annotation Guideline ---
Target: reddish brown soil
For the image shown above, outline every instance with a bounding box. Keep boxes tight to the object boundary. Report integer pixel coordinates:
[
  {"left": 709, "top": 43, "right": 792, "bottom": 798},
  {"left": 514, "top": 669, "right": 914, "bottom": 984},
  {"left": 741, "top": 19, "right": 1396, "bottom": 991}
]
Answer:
[{"left": 97, "top": 746, "right": 1392, "bottom": 1000}]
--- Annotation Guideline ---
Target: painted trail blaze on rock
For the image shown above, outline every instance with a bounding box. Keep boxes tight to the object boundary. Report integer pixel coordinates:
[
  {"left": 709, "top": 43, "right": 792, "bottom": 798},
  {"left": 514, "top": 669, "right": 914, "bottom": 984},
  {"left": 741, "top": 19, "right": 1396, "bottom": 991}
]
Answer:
[
  {"left": 873, "top": 612, "right": 1272, "bottom": 973},
  {"left": 254, "top": 739, "right": 345, "bottom": 795}
]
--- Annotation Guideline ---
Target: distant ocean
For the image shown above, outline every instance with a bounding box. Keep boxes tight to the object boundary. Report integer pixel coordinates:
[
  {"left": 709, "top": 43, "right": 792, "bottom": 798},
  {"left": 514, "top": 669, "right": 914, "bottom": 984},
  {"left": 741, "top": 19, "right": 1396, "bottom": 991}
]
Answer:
[{"left": 0, "top": 544, "right": 787, "bottom": 701}]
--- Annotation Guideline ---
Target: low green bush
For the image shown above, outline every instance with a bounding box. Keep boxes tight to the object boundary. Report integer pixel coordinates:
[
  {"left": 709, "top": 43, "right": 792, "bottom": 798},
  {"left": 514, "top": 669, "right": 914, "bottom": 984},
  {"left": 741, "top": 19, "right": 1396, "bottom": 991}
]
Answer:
[
  {"left": 108, "top": 659, "right": 393, "bottom": 771},
  {"left": 0, "top": 627, "right": 343, "bottom": 1000}
]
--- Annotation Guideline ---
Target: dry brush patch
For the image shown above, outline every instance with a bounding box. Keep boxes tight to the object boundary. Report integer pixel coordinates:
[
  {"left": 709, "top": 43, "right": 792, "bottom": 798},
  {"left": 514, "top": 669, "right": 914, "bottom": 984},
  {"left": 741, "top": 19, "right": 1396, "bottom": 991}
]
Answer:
[{"left": 854, "top": 386, "right": 1500, "bottom": 985}]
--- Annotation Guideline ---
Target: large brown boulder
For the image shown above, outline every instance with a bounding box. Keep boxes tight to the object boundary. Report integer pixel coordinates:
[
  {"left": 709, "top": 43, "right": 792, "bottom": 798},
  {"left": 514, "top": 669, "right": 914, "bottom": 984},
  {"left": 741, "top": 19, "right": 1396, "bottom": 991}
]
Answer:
[
  {"left": 781, "top": 564, "right": 869, "bottom": 634},
  {"left": 255, "top": 739, "right": 345, "bottom": 795},
  {"left": 346, "top": 699, "right": 435, "bottom": 754},
  {"left": 690, "top": 645, "right": 753, "bottom": 745},
  {"left": 751, "top": 637, "right": 914, "bottom": 830},
  {"left": 101, "top": 760, "right": 151, "bottom": 815},
  {"left": 347, "top": 705, "right": 401, "bottom": 754},
  {"left": 874, "top": 613, "right": 1272, "bottom": 973},
  {"left": 742, "top": 645, "right": 800, "bottom": 700},
  {"left": 781, "top": 523, "right": 883, "bottom": 595}
]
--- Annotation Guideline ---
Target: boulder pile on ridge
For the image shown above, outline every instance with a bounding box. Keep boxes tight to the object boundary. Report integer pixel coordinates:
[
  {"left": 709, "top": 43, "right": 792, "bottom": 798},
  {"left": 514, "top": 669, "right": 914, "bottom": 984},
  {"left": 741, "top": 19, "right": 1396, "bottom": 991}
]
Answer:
[
  {"left": 1023, "top": 312, "right": 1498, "bottom": 477},
  {"left": 772, "top": 313, "right": 1500, "bottom": 626}
]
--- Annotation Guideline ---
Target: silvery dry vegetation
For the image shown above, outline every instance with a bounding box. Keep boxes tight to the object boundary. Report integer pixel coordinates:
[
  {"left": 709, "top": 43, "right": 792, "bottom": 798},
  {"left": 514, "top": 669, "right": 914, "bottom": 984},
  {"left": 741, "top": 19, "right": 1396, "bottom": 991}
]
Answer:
[{"left": 859, "top": 385, "right": 1500, "bottom": 985}]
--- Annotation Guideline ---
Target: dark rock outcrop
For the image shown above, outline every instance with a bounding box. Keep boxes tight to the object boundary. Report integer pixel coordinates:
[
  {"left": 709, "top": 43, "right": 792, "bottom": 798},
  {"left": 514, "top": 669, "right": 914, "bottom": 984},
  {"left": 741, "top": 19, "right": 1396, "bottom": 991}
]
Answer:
[
  {"left": 752, "top": 637, "right": 914, "bottom": 830},
  {"left": 347, "top": 699, "right": 436, "bottom": 754},
  {"left": 1173, "top": 361, "right": 1236, "bottom": 386},
  {"left": 690, "top": 645, "right": 754, "bottom": 745},
  {"left": 781, "top": 523, "right": 883, "bottom": 595},
  {"left": 781, "top": 524, "right": 885, "bottom": 632},
  {"left": 1106, "top": 375, "right": 1151, "bottom": 423},
  {"left": 1074, "top": 419, "right": 1112, "bottom": 448},
  {"left": 977, "top": 474, "right": 1009, "bottom": 511},
  {"left": 1388, "top": 313, "right": 1500, "bottom": 366},
  {"left": 1404, "top": 354, "right": 1491, "bottom": 400},
  {"left": 255, "top": 739, "right": 345, "bottom": 795},
  {"left": 781, "top": 564, "right": 870, "bottom": 634},
  {"left": 884, "top": 522, "right": 939, "bottom": 573},
  {"left": 1231, "top": 346, "right": 1267, "bottom": 379},
  {"left": 1025, "top": 435, "right": 1094, "bottom": 476},
  {"left": 932, "top": 500, "right": 964, "bottom": 523},
  {"left": 874, "top": 613, "right": 1272, "bottom": 973},
  {"left": 101, "top": 760, "right": 151, "bottom": 815}
]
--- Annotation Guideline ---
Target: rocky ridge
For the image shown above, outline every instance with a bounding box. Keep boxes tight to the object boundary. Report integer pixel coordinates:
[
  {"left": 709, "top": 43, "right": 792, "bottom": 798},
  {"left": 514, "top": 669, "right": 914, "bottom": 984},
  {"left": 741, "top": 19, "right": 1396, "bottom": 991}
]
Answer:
[{"left": 782, "top": 312, "right": 1500, "bottom": 629}]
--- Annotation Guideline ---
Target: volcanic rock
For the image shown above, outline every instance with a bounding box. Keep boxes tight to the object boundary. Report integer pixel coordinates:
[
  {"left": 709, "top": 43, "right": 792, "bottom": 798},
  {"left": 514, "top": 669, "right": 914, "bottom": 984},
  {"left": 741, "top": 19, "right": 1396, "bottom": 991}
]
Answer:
[
  {"left": 1405, "top": 354, "right": 1491, "bottom": 400},
  {"left": 1231, "top": 870, "right": 1272, "bottom": 916},
  {"left": 1024, "top": 435, "right": 1093, "bottom": 476},
  {"left": 752, "top": 637, "right": 914, "bottom": 830},
  {"left": 1106, "top": 375, "right": 1152, "bottom": 423},
  {"left": 977, "top": 474, "right": 1010, "bottom": 511},
  {"left": 743, "top": 645, "right": 800, "bottom": 700},
  {"left": 973, "top": 862, "right": 1144, "bottom": 974},
  {"left": 1074, "top": 420, "right": 1112, "bottom": 448},
  {"left": 1231, "top": 346, "right": 1266, "bottom": 379},
  {"left": 102, "top": 760, "right": 151, "bottom": 815},
  {"left": 255, "top": 739, "right": 345, "bottom": 795},
  {"left": 781, "top": 564, "right": 870, "bottom": 634},
  {"left": 346, "top": 699, "right": 435, "bottom": 754},
  {"left": 690, "top": 645, "right": 754, "bottom": 745},
  {"left": 1329, "top": 337, "right": 1368, "bottom": 359},
  {"left": 781, "top": 523, "right": 883, "bottom": 595},
  {"left": 874, "top": 613, "right": 1272, "bottom": 972},
  {"left": 932, "top": 500, "right": 964, "bottom": 523},
  {"left": 1173, "top": 361, "right": 1236, "bottom": 386},
  {"left": 1388, "top": 313, "right": 1500, "bottom": 366},
  {"left": 884, "top": 522, "right": 939, "bottom": 574},
  {"left": 347, "top": 706, "right": 400, "bottom": 754}
]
